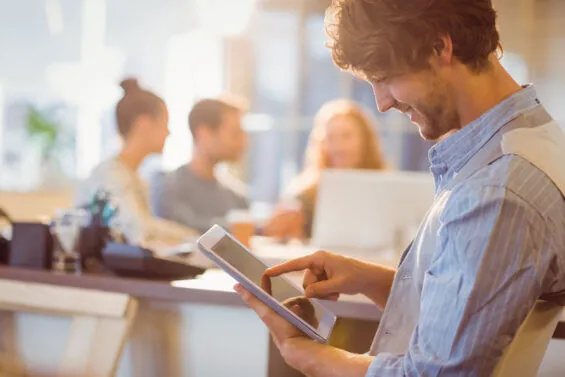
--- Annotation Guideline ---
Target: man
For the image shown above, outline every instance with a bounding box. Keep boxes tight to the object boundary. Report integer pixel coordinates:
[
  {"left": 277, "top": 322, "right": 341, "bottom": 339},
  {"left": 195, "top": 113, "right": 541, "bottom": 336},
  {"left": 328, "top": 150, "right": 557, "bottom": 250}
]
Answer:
[
  {"left": 235, "top": 0, "right": 565, "bottom": 376},
  {"left": 152, "top": 98, "right": 248, "bottom": 233}
]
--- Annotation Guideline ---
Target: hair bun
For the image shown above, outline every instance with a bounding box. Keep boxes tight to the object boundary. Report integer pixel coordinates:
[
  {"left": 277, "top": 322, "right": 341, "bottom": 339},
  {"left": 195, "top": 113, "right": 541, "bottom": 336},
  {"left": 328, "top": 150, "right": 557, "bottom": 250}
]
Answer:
[{"left": 120, "top": 78, "right": 141, "bottom": 94}]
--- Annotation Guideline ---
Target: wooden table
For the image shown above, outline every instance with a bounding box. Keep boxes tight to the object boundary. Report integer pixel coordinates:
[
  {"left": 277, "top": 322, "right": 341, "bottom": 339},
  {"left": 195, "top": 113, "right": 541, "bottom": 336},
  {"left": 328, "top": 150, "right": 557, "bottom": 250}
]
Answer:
[
  {"left": 1, "top": 240, "right": 564, "bottom": 376},
  {"left": 0, "top": 265, "right": 381, "bottom": 377}
]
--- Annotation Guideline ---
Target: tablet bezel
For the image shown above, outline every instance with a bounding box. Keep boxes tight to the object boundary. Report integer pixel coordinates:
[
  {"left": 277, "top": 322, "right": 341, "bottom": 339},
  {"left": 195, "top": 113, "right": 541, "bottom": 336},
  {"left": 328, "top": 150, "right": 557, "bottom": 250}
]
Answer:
[{"left": 197, "top": 225, "right": 336, "bottom": 343}]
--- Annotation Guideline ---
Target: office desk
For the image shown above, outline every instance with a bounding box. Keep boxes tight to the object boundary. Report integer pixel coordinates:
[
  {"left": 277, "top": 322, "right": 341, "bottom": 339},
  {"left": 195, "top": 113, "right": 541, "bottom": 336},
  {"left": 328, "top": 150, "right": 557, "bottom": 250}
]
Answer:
[
  {"left": 0, "top": 265, "right": 381, "bottom": 377},
  {"left": 1, "top": 241, "right": 564, "bottom": 377}
]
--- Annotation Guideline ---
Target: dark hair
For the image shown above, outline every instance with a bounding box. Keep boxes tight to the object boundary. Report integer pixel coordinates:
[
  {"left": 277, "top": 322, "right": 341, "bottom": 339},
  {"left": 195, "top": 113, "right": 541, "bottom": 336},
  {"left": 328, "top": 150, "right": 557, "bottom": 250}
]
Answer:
[
  {"left": 325, "top": 0, "right": 502, "bottom": 78},
  {"left": 188, "top": 98, "right": 241, "bottom": 138},
  {"left": 115, "top": 78, "right": 165, "bottom": 137}
]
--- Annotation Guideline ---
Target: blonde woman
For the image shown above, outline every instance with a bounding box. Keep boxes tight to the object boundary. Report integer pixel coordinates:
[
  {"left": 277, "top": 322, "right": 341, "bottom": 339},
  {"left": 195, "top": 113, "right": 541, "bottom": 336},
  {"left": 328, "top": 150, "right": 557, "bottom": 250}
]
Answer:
[{"left": 264, "top": 99, "right": 387, "bottom": 239}]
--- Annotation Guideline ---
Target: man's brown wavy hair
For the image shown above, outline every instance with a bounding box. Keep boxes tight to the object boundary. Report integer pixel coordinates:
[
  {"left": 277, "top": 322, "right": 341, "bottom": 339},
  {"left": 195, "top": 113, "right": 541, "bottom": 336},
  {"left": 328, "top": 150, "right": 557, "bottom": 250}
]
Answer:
[{"left": 325, "top": 0, "right": 502, "bottom": 79}]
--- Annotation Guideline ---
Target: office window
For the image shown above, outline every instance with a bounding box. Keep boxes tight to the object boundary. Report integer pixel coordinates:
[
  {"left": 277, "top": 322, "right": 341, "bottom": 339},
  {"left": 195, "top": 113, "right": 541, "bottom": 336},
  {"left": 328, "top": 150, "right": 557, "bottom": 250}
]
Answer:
[
  {"left": 162, "top": 31, "right": 224, "bottom": 171},
  {"left": 246, "top": 10, "right": 300, "bottom": 202},
  {"left": 0, "top": 0, "right": 200, "bottom": 190},
  {"left": 0, "top": 0, "right": 84, "bottom": 190}
]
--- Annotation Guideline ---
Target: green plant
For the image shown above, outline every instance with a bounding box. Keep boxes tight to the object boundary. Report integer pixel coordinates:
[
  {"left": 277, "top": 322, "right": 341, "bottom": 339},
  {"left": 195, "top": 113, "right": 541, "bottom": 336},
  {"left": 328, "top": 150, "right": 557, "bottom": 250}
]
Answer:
[{"left": 25, "top": 105, "right": 62, "bottom": 161}]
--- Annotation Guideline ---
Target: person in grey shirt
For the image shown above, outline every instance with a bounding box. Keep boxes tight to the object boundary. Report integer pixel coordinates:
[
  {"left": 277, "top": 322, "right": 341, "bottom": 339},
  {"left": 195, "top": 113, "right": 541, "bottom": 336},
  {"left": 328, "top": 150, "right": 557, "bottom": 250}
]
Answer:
[{"left": 151, "top": 98, "right": 248, "bottom": 233}]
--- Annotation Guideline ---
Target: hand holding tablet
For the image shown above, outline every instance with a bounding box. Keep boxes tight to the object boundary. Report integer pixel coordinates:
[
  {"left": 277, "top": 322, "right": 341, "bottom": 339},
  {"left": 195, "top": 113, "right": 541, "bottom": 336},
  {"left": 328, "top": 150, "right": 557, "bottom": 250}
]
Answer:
[
  {"left": 260, "top": 272, "right": 320, "bottom": 328},
  {"left": 197, "top": 225, "right": 336, "bottom": 342}
]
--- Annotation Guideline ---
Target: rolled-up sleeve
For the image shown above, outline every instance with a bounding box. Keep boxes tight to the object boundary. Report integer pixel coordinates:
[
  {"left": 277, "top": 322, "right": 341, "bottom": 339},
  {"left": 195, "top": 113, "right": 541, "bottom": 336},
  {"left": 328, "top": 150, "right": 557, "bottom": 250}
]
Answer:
[{"left": 366, "top": 184, "right": 548, "bottom": 377}]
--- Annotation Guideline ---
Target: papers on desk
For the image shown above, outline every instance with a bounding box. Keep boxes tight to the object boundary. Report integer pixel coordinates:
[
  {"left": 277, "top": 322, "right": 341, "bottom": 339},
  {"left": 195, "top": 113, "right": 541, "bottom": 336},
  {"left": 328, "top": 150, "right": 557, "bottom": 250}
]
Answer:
[{"left": 172, "top": 269, "right": 237, "bottom": 292}]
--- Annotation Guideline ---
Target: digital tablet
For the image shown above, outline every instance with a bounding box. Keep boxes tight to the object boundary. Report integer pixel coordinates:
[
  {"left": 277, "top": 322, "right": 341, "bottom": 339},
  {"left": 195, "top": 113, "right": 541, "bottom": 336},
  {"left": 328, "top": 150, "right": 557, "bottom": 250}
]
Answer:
[{"left": 197, "top": 225, "right": 336, "bottom": 343}]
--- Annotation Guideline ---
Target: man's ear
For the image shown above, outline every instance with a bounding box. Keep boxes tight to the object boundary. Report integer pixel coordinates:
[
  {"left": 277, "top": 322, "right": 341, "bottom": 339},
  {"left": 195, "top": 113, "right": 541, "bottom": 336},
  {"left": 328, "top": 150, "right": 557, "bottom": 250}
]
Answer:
[
  {"left": 194, "top": 124, "right": 213, "bottom": 143},
  {"left": 433, "top": 35, "right": 454, "bottom": 66}
]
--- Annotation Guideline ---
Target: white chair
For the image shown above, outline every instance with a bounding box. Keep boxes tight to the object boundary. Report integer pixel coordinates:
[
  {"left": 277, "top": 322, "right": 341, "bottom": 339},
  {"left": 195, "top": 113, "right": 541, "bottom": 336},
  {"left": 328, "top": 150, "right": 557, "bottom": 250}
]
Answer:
[
  {"left": 0, "top": 278, "right": 138, "bottom": 376},
  {"left": 493, "top": 300, "right": 562, "bottom": 377}
]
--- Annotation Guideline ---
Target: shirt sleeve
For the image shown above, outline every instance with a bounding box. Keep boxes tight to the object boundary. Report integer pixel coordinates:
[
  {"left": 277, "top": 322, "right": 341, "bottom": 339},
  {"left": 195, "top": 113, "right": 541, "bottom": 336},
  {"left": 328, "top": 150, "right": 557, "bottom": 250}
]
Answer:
[{"left": 366, "top": 184, "right": 548, "bottom": 377}]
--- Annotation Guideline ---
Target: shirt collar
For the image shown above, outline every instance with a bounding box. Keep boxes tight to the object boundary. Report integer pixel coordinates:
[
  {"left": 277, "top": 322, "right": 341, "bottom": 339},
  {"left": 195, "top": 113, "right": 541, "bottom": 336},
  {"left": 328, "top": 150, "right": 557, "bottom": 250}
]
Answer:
[{"left": 428, "top": 85, "right": 541, "bottom": 190}]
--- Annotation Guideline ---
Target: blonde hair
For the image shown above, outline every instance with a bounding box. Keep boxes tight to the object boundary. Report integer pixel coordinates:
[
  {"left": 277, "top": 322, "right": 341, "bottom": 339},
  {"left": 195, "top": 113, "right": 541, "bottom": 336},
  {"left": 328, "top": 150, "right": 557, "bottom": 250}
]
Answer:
[{"left": 289, "top": 99, "right": 387, "bottom": 201}]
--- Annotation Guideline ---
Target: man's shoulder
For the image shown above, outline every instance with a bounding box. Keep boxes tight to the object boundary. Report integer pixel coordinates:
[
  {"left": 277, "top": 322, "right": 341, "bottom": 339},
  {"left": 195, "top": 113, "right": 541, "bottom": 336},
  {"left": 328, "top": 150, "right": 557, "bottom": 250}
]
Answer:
[
  {"left": 217, "top": 171, "right": 248, "bottom": 202},
  {"left": 171, "top": 164, "right": 190, "bottom": 178},
  {"left": 158, "top": 165, "right": 192, "bottom": 184},
  {"left": 462, "top": 154, "right": 564, "bottom": 217},
  {"left": 150, "top": 165, "right": 191, "bottom": 194}
]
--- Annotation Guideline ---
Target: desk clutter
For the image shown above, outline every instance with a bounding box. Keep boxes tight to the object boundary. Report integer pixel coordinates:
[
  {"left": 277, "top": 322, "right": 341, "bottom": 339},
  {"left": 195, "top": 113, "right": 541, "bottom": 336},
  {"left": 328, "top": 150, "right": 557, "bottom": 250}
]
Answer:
[{"left": 0, "top": 190, "right": 205, "bottom": 280}]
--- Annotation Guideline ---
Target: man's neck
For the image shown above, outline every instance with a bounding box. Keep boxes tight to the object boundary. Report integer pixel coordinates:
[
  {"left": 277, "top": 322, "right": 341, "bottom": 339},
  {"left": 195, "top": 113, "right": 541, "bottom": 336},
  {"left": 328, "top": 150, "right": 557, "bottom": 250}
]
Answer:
[
  {"left": 455, "top": 59, "right": 523, "bottom": 128},
  {"left": 119, "top": 143, "right": 147, "bottom": 171},
  {"left": 189, "top": 153, "right": 217, "bottom": 181}
]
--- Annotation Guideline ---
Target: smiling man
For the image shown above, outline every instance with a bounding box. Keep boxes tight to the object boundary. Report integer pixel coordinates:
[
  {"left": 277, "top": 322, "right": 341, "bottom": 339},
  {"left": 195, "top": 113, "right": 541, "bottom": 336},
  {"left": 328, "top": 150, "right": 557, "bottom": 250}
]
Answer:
[{"left": 235, "top": 0, "right": 565, "bottom": 376}]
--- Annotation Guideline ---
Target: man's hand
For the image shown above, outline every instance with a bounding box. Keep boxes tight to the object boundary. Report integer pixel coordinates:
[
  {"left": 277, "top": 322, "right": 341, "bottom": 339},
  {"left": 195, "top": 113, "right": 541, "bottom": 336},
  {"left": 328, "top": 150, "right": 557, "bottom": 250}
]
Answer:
[
  {"left": 282, "top": 296, "right": 319, "bottom": 328},
  {"left": 235, "top": 283, "right": 373, "bottom": 377},
  {"left": 260, "top": 273, "right": 319, "bottom": 328},
  {"left": 265, "top": 250, "right": 396, "bottom": 309},
  {"left": 234, "top": 284, "right": 308, "bottom": 350}
]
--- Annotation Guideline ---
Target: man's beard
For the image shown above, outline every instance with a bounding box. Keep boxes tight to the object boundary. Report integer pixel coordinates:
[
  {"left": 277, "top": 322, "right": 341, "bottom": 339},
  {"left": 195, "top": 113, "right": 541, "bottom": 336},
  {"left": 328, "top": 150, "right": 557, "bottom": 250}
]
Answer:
[{"left": 415, "top": 84, "right": 461, "bottom": 141}]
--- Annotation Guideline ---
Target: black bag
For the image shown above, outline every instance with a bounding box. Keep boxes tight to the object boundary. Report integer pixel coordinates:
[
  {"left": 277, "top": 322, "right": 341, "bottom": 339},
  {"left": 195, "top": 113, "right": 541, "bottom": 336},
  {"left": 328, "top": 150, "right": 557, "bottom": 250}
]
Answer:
[
  {"left": 10, "top": 222, "right": 53, "bottom": 269},
  {"left": 0, "top": 207, "right": 54, "bottom": 269},
  {"left": 102, "top": 242, "right": 206, "bottom": 280}
]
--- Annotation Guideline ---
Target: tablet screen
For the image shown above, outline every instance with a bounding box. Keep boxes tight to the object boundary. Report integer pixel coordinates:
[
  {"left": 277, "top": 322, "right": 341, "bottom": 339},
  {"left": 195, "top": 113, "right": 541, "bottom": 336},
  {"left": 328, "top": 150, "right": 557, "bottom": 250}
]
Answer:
[{"left": 211, "top": 235, "right": 327, "bottom": 330}]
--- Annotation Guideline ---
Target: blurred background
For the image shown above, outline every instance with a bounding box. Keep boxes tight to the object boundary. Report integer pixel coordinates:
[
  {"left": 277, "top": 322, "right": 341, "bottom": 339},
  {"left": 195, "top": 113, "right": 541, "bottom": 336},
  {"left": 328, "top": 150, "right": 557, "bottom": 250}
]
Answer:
[
  {"left": 1, "top": 2, "right": 565, "bottom": 376},
  {"left": 0, "top": 0, "right": 563, "bottom": 202}
]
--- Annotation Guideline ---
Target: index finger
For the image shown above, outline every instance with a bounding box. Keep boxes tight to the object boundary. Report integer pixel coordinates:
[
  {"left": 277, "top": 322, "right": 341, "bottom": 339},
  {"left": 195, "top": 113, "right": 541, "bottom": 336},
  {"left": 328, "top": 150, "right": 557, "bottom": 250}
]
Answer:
[
  {"left": 265, "top": 254, "right": 317, "bottom": 277},
  {"left": 261, "top": 273, "right": 272, "bottom": 295}
]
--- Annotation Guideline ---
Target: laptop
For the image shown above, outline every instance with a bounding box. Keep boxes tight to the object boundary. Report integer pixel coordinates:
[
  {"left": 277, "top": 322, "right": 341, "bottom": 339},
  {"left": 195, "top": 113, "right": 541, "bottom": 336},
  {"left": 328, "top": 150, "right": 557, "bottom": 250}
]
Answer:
[{"left": 311, "top": 170, "right": 435, "bottom": 251}]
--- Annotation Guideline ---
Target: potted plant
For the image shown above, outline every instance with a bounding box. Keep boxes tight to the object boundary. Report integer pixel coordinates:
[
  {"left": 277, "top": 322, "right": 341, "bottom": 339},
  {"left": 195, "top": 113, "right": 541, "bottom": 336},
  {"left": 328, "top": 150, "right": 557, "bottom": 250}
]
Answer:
[{"left": 25, "top": 105, "right": 74, "bottom": 189}]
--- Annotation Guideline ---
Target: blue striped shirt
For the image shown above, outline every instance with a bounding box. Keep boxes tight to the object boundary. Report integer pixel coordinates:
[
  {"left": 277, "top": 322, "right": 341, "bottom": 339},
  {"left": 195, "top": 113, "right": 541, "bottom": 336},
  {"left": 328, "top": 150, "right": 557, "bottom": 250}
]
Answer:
[{"left": 367, "top": 86, "right": 565, "bottom": 376}]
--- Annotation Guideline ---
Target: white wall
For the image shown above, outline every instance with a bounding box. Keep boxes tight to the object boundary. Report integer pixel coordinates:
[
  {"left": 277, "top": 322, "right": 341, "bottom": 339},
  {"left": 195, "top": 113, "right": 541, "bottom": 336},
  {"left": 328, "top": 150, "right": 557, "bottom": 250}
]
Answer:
[{"left": 496, "top": 0, "right": 565, "bottom": 122}]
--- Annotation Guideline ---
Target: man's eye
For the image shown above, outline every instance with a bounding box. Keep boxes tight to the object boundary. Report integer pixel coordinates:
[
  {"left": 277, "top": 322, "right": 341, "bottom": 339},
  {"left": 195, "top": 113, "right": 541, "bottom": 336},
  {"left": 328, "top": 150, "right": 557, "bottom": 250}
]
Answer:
[{"left": 372, "top": 76, "right": 389, "bottom": 85}]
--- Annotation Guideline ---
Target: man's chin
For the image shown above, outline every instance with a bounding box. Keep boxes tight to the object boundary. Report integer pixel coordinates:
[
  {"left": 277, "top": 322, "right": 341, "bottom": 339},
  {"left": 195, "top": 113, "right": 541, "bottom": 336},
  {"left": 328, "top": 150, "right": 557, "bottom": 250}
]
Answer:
[
  {"left": 417, "top": 125, "right": 441, "bottom": 142},
  {"left": 413, "top": 122, "right": 429, "bottom": 139},
  {"left": 419, "top": 127, "right": 458, "bottom": 142}
]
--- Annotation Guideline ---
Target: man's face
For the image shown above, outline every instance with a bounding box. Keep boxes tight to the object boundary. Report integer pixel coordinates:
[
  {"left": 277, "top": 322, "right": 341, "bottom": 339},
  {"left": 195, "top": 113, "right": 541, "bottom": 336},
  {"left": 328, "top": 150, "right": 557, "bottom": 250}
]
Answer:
[
  {"left": 210, "top": 110, "right": 247, "bottom": 163},
  {"left": 369, "top": 62, "right": 461, "bottom": 141}
]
